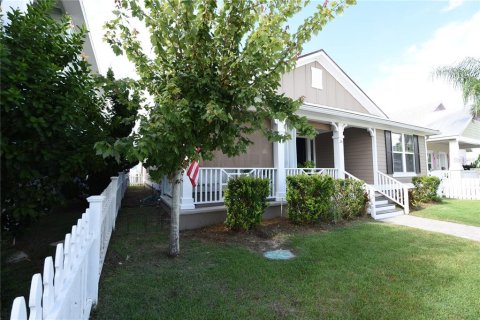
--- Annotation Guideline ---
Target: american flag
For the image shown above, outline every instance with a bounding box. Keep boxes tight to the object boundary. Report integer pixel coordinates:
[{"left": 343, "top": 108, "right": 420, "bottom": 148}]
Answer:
[{"left": 187, "top": 160, "right": 200, "bottom": 187}]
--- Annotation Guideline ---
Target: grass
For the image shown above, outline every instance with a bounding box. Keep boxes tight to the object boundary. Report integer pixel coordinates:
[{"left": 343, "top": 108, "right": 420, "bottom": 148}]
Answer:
[
  {"left": 411, "top": 199, "right": 480, "bottom": 227},
  {"left": 94, "top": 205, "right": 480, "bottom": 319}
]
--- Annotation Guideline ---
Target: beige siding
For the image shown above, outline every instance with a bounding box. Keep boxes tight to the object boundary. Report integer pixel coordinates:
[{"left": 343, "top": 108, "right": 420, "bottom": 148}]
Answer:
[
  {"left": 462, "top": 120, "right": 480, "bottom": 140},
  {"left": 308, "top": 120, "right": 330, "bottom": 132},
  {"left": 202, "top": 125, "right": 273, "bottom": 168},
  {"left": 344, "top": 128, "right": 374, "bottom": 184},
  {"left": 315, "top": 132, "right": 334, "bottom": 167},
  {"left": 280, "top": 61, "right": 371, "bottom": 114},
  {"left": 376, "top": 129, "right": 428, "bottom": 183}
]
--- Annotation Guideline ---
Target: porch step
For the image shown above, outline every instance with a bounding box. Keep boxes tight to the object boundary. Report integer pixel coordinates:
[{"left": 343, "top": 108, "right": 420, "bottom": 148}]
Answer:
[
  {"left": 375, "top": 203, "right": 396, "bottom": 213},
  {"left": 372, "top": 193, "right": 405, "bottom": 219},
  {"left": 373, "top": 209, "right": 404, "bottom": 220}
]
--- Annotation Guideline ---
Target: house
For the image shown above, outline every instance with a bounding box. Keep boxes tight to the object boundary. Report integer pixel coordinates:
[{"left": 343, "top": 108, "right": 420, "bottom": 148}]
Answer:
[
  {"left": 1, "top": 0, "right": 99, "bottom": 73},
  {"left": 423, "top": 105, "right": 479, "bottom": 171},
  {"left": 389, "top": 102, "right": 480, "bottom": 172},
  {"left": 154, "top": 50, "right": 440, "bottom": 229}
]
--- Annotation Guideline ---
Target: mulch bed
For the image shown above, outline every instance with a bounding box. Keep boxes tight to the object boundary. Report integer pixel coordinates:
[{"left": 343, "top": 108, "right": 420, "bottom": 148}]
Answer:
[{"left": 183, "top": 217, "right": 368, "bottom": 253}]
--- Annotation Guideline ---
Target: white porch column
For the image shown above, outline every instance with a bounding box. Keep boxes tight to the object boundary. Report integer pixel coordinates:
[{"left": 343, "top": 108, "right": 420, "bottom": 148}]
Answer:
[
  {"left": 180, "top": 171, "right": 195, "bottom": 210},
  {"left": 448, "top": 139, "right": 463, "bottom": 170},
  {"left": 331, "top": 122, "right": 347, "bottom": 179},
  {"left": 367, "top": 128, "right": 378, "bottom": 186},
  {"left": 274, "top": 120, "right": 287, "bottom": 200}
]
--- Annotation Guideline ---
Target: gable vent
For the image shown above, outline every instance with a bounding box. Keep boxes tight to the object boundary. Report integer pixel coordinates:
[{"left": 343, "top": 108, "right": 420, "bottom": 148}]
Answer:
[{"left": 311, "top": 67, "right": 323, "bottom": 90}]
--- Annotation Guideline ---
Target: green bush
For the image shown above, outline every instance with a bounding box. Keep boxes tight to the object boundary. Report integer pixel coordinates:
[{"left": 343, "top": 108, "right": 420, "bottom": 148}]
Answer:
[
  {"left": 224, "top": 176, "right": 270, "bottom": 231},
  {"left": 299, "top": 160, "right": 315, "bottom": 168},
  {"left": 286, "top": 174, "right": 335, "bottom": 224},
  {"left": 332, "top": 179, "right": 368, "bottom": 221},
  {"left": 411, "top": 176, "right": 441, "bottom": 204}
]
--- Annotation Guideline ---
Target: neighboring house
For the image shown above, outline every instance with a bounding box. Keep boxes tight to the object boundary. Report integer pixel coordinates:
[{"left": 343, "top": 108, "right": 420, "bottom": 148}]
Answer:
[
  {"left": 423, "top": 106, "right": 480, "bottom": 171},
  {"left": 1, "top": 0, "right": 99, "bottom": 73},
  {"left": 389, "top": 102, "right": 480, "bottom": 171},
  {"left": 157, "top": 50, "right": 440, "bottom": 228}
]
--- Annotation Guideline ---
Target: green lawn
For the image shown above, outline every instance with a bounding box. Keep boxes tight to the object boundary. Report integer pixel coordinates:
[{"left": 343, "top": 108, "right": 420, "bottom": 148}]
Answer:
[
  {"left": 412, "top": 199, "right": 480, "bottom": 227},
  {"left": 94, "top": 207, "right": 480, "bottom": 319}
]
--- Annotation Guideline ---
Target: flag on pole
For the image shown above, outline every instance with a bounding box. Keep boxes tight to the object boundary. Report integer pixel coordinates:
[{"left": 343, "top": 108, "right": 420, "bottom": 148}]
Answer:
[{"left": 187, "top": 160, "right": 200, "bottom": 187}]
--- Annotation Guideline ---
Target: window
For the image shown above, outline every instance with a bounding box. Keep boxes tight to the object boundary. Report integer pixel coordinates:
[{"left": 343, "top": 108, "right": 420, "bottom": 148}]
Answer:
[
  {"left": 311, "top": 67, "right": 323, "bottom": 90},
  {"left": 392, "top": 133, "right": 415, "bottom": 173}
]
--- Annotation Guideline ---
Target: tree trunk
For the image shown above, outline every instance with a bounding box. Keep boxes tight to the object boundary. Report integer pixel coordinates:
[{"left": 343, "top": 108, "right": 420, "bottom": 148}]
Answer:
[{"left": 169, "top": 169, "right": 182, "bottom": 257}]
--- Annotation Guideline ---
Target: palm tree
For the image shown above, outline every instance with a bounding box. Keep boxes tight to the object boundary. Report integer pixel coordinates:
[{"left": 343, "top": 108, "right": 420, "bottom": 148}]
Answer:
[{"left": 434, "top": 57, "right": 480, "bottom": 117}]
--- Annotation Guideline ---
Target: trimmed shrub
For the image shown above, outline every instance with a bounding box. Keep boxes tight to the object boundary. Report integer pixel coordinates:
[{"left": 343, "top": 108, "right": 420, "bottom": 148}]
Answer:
[
  {"left": 286, "top": 174, "right": 335, "bottom": 224},
  {"left": 224, "top": 176, "right": 270, "bottom": 231},
  {"left": 332, "top": 179, "right": 368, "bottom": 221},
  {"left": 299, "top": 160, "right": 315, "bottom": 168},
  {"left": 411, "top": 176, "right": 441, "bottom": 204}
]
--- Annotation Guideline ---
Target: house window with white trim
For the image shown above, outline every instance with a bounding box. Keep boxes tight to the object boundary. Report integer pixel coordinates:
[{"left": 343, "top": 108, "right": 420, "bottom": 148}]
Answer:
[{"left": 392, "top": 133, "right": 415, "bottom": 173}]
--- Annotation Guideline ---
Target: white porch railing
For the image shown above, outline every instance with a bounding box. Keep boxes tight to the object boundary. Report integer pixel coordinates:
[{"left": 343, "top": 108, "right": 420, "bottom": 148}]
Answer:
[
  {"left": 10, "top": 173, "right": 129, "bottom": 320},
  {"left": 192, "top": 168, "right": 277, "bottom": 204},
  {"left": 184, "top": 167, "right": 339, "bottom": 206},
  {"left": 431, "top": 170, "right": 480, "bottom": 200},
  {"left": 375, "top": 171, "right": 409, "bottom": 214},
  {"left": 285, "top": 168, "right": 339, "bottom": 179}
]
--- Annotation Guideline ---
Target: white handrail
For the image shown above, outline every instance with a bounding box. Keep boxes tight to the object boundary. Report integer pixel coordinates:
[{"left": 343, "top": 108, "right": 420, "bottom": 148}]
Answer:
[{"left": 375, "top": 171, "right": 409, "bottom": 214}]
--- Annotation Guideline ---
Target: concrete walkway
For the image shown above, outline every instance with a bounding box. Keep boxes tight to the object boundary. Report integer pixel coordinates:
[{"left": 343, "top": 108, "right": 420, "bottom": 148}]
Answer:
[{"left": 382, "top": 215, "right": 480, "bottom": 242}]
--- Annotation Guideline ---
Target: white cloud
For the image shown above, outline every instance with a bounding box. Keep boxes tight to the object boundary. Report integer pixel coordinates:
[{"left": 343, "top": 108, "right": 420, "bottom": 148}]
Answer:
[
  {"left": 443, "top": 0, "right": 465, "bottom": 12},
  {"left": 367, "top": 10, "right": 480, "bottom": 121}
]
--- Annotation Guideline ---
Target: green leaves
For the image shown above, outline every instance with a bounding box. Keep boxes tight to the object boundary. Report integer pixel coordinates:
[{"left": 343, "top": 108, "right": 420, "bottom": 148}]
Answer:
[
  {"left": 0, "top": 1, "right": 140, "bottom": 233},
  {"left": 224, "top": 176, "right": 270, "bottom": 231},
  {"left": 104, "top": 0, "right": 355, "bottom": 178}
]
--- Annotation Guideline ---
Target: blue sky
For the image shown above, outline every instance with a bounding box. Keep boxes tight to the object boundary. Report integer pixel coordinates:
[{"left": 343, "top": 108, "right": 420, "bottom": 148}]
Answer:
[{"left": 292, "top": 0, "right": 480, "bottom": 89}]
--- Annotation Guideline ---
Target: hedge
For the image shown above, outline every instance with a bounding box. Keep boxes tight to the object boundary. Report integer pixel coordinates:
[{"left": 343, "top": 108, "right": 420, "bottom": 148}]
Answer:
[
  {"left": 286, "top": 174, "right": 335, "bottom": 224},
  {"left": 224, "top": 176, "right": 270, "bottom": 231},
  {"left": 410, "top": 176, "right": 441, "bottom": 207},
  {"left": 332, "top": 179, "right": 368, "bottom": 221}
]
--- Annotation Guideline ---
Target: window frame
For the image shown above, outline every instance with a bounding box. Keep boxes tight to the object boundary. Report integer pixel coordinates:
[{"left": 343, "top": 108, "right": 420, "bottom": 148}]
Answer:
[{"left": 392, "top": 132, "right": 417, "bottom": 177}]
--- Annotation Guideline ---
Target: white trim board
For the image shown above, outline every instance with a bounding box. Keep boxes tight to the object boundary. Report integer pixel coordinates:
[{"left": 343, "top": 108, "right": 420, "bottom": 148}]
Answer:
[{"left": 299, "top": 103, "right": 440, "bottom": 136}]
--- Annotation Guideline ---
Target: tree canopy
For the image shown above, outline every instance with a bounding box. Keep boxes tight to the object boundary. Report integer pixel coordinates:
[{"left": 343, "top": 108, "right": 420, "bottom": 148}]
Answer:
[
  {"left": 103, "top": 0, "right": 355, "bottom": 180},
  {"left": 435, "top": 57, "right": 480, "bottom": 117}
]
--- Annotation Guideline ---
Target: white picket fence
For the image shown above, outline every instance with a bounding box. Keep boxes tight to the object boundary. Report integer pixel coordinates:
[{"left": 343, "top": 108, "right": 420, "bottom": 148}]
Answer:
[
  {"left": 10, "top": 173, "right": 129, "bottom": 320},
  {"left": 431, "top": 170, "right": 480, "bottom": 200}
]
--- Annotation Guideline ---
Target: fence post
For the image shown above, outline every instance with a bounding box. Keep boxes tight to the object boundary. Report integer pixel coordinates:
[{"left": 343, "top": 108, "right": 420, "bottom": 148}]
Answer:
[
  {"left": 86, "top": 195, "right": 105, "bottom": 305},
  {"left": 180, "top": 171, "right": 195, "bottom": 209},
  {"left": 10, "top": 297, "right": 27, "bottom": 320}
]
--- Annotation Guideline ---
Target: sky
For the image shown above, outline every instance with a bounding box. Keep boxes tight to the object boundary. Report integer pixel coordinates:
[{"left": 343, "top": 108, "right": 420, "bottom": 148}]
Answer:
[{"left": 4, "top": 0, "right": 480, "bottom": 120}]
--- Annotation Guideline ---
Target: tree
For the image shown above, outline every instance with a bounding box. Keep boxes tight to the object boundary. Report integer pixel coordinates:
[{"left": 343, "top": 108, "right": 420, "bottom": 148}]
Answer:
[
  {"left": 435, "top": 57, "right": 480, "bottom": 117},
  {"left": 88, "top": 68, "right": 142, "bottom": 194},
  {"left": 102, "top": 0, "right": 355, "bottom": 256},
  {"left": 0, "top": 0, "right": 105, "bottom": 236}
]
